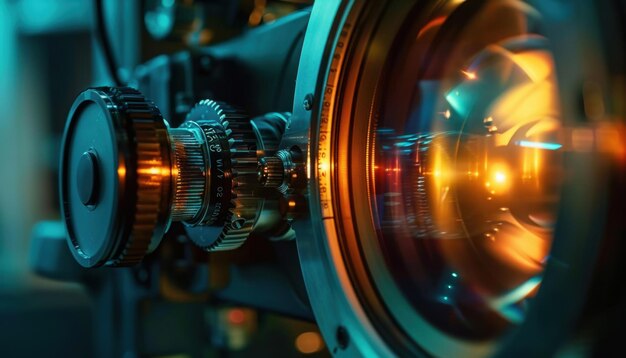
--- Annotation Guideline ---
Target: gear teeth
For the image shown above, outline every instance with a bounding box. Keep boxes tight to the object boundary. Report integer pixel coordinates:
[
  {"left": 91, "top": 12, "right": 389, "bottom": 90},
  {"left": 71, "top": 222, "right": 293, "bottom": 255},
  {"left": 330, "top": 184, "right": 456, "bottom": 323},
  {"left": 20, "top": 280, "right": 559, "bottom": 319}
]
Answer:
[
  {"left": 103, "top": 87, "right": 170, "bottom": 266},
  {"left": 259, "top": 156, "right": 284, "bottom": 188},
  {"left": 184, "top": 99, "right": 260, "bottom": 251}
]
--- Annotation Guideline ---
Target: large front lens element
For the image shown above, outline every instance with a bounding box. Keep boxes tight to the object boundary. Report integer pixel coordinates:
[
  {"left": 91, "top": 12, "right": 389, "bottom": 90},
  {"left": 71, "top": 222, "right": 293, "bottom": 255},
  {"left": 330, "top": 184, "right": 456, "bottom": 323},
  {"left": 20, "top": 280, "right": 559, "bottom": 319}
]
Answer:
[{"left": 371, "top": 0, "right": 563, "bottom": 339}]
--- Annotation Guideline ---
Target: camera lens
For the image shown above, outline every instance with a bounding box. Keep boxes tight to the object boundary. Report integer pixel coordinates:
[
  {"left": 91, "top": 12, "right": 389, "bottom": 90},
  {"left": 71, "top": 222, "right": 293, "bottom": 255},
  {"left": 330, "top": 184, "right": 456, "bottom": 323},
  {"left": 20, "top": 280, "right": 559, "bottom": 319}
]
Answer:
[{"left": 298, "top": 0, "right": 623, "bottom": 356}]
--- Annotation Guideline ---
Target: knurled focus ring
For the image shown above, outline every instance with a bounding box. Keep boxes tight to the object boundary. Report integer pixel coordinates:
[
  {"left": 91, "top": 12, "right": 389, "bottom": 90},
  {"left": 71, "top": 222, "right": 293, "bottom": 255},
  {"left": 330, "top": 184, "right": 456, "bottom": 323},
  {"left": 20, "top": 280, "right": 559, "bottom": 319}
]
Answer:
[
  {"left": 105, "top": 87, "right": 171, "bottom": 266},
  {"left": 258, "top": 156, "right": 285, "bottom": 188},
  {"left": 169, "top": 127, "right": 205, "bottom": 222}
]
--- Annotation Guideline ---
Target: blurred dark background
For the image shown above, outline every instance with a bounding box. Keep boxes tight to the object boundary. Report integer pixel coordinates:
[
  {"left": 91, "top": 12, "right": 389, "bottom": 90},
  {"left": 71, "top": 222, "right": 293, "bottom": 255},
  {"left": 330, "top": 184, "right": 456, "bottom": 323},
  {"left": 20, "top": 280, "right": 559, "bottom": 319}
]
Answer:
[
  {"left": 0, "top": 0, "right": 325, "bottom": 356},
  {"left": 0, "top": 1, "right": 95, "bottom": 355}
]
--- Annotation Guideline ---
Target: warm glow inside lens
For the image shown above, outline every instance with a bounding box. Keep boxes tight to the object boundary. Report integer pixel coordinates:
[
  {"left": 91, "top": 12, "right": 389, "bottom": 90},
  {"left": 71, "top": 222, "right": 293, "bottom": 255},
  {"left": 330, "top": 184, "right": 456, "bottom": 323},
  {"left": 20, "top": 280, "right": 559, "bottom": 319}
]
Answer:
[{"left": 371, "top": 0, "right": 563, "bottom": 339}]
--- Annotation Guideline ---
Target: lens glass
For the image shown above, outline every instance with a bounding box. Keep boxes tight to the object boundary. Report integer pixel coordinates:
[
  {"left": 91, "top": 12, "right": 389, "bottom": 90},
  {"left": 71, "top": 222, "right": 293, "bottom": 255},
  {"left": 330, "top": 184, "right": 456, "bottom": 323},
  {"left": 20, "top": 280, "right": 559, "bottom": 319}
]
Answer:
[{"left": 370, "top": 0, "right": 563, "bottom": 339}]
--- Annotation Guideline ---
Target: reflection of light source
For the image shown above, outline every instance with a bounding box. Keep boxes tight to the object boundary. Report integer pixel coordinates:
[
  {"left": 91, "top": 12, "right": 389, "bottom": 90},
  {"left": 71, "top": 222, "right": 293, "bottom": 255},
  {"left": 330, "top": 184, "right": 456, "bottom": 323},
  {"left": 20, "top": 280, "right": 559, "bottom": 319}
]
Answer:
[
  {"left": 227, "top": 308, "right": 246, "bottom": 325},
  {"left": 461, "top": 70, "right": 477, "bottom": 80},
  {"left": 487, "top": 164, "right": 512, "bottom": 194},
  {"left": 494, "top": 171, "right": 506, "bottom": 184},
  {"left": 517, "top": 140, "right": 562, "bottom": 151},
  {"left": 295, "top": 332, "right": 325, "bottom": 354}
]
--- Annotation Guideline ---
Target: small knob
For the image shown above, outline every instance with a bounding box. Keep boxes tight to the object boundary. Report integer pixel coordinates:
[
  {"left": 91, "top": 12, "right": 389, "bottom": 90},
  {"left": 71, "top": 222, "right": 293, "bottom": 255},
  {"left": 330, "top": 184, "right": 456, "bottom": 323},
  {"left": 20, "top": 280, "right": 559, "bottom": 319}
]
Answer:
[
  {"left": 76, "top": 150, "right": 99, "bottom": 206},
  {"left": 258, "top": 156, "right": 285, "bottom": 188},
  {"left": 257, "top": 149, "right": 306, "bottom": 192}
]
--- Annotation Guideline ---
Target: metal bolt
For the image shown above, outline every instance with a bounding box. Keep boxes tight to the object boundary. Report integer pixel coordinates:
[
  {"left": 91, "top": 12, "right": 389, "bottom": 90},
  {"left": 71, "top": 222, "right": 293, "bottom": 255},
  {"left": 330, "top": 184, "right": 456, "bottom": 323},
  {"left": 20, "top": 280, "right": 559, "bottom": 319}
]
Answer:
[
  {"left": 303, "top": 93, "right": 314, "bottom": 111},
  {"left": 336, "top": 326, "right": 349, "bottom": 350}
]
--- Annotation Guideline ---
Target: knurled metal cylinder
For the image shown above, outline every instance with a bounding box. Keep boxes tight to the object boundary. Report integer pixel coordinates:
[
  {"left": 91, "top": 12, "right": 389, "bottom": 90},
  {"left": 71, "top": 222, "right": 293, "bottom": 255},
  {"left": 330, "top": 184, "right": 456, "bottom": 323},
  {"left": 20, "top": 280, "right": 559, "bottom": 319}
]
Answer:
[
  {"left": 258, "top": 156, "right": 285, "bottom": 188},
  {"left": 169, "top": 127, "right": 207, "bottom": 222}
]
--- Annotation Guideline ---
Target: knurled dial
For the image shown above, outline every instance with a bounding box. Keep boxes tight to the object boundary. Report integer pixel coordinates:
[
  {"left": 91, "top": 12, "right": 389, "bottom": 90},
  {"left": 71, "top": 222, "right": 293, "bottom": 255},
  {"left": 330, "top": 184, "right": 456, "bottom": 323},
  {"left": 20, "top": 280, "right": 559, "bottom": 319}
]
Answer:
[
  {"left": 60, "top": 87, "right": 172, "bottom": 267},
  {"left": 179, "top": 99, "right": 261, "bottom": 251}
]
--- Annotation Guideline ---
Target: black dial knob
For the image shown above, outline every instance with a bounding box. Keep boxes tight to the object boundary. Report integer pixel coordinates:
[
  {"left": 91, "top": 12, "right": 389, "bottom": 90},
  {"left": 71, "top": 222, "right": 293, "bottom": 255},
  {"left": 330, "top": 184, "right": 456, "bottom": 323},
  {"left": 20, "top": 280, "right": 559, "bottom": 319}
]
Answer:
[{"left": 60, "top": 87, "right": 172, "bottom": 267}]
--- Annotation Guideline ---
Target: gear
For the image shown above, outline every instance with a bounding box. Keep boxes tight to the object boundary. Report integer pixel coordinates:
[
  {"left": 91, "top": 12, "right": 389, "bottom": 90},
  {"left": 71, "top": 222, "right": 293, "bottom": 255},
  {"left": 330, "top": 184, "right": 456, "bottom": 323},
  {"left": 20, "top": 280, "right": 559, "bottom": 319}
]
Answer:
[
  {"left": 110, "top": 87, "right": 172, "bottom": 265},
  {"left": 183, "top": 99, "right": 261, "bottom": 251}
]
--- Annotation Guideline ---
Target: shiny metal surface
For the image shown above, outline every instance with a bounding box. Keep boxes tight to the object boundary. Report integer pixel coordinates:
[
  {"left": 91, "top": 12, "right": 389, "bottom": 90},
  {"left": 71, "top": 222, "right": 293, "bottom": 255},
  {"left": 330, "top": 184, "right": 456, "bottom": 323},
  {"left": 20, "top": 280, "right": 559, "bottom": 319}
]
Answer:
[{"left": 288, "top": 0, "right": 394, "bottom": 356}]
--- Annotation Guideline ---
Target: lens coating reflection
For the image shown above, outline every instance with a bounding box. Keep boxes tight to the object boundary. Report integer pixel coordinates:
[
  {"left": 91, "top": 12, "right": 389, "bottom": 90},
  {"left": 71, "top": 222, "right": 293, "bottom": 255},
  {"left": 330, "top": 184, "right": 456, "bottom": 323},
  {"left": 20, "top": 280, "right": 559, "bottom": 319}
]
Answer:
[{"left": 371, "top": 0, "right": 563, "bottom": 339}]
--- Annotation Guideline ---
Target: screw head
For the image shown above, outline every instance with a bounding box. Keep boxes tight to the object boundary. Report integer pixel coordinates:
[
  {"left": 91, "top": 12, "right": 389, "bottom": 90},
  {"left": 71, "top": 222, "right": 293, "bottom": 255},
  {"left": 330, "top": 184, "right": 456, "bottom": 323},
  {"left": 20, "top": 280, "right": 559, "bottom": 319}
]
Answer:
[
  {"left": 336, "top": 326, "right": 349, "bottom": 350},
  {"left": 303, "top": 93, "right": 314, "bottom": 111}
]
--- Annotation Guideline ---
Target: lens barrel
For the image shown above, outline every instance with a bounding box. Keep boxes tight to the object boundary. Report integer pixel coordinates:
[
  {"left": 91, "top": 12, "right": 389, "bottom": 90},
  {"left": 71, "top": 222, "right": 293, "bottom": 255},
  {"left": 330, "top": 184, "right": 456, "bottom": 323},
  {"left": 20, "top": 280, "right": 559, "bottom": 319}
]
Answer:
[{"left": 60, "top": 87, "right": 277, "bottom": 267}]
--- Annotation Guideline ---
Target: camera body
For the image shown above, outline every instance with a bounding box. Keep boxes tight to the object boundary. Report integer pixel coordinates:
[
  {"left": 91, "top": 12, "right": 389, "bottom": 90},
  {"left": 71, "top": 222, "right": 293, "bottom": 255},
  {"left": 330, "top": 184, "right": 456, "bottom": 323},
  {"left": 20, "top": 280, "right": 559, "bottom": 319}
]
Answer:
[{"left": 32, "top": 0, "right": 625, "bottom": 357}]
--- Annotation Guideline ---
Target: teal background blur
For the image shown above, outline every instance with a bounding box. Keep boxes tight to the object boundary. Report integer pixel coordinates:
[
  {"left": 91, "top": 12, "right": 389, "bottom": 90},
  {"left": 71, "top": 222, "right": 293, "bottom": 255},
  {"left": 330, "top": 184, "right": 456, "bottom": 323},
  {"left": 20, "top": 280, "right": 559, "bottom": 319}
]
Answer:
[
  {"left": 0, "top": 0, "right": 96, "bottom": 356},
  {"left": 0, "top": 0, "right": 93, "bottom": 277}
]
